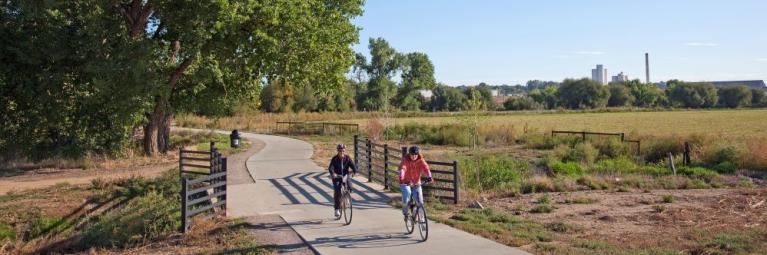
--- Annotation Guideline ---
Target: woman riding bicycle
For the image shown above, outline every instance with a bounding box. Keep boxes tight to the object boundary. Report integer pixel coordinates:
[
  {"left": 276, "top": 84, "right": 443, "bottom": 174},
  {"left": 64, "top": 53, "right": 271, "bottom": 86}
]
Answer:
[
  {"left": 398, "top": 146, "right": 433, "bottom": 220},
  {"left": 329, "top": 144, "right": 357, "bottom": 218}
]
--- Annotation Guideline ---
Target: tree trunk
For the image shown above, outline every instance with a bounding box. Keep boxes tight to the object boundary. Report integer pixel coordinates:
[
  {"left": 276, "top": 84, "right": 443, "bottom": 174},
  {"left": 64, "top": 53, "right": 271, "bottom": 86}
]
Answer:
[
  {"left": 158, "top": 110, "right": 173, "bottom": 154},
  {"left": 143, "top": 99, "right": 164, "bottom": 156}
]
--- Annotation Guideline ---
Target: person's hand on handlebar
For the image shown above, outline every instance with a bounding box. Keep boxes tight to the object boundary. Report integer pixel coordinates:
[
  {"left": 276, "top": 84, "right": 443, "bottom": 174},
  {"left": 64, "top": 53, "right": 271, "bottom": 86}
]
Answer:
[{"left": 425, "top": 177, "right": 434, "bottom": 183}]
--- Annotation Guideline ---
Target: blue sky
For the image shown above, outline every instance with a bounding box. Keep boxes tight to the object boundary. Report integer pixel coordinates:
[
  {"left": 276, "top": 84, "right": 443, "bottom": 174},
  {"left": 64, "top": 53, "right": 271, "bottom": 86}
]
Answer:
[{"left": 352, "top": 0, "right": 767, "bottom": 85}]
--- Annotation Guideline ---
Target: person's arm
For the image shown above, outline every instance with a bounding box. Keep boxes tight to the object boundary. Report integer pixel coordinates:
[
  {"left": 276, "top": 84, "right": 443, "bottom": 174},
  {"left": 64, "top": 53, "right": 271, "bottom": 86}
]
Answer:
[
  {"left": 328, "top": 157, "right": 336, "bottom": 178},
  {"left": 420, "top": 159, "right": 432, "bottom": 181},
  {"left": 347, "top": 155, "right": 357, "bottom": 175},
  {"left": 398, "top": 161, "right": 407, "bottom": 183}
]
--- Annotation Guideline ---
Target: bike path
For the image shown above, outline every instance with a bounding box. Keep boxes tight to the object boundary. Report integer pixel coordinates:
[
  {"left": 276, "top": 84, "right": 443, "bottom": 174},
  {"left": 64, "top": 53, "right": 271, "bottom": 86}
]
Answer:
[{"left": 223, "top": 132, "right": 530, "bottom": 255}]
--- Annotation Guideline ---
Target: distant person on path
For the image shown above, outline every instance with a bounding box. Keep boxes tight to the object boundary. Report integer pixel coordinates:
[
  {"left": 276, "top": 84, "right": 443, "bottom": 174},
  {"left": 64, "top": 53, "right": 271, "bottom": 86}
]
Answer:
[
  {"left": 398, "top": 146, "right": 433, "bottom": 219},
  {"left": 329, "top": 144, "right": 357, "bottom": 218}
]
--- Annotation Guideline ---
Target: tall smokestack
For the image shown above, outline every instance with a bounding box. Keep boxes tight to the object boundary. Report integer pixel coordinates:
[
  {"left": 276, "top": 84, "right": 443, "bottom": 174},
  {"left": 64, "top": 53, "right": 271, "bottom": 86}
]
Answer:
[{"left": 645, "top": 53, "right": 650, "bottom": 84}]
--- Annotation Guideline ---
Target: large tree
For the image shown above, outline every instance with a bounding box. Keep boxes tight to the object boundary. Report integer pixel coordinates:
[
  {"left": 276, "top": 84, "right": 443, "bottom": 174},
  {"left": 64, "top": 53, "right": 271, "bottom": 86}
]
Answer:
[
  {"left": 667, "top": 82, "right": 718, "bottom": 108},
  {"left": 355, "top": 37, "right": 405, "bottom": 111},
  {"left": 717, "top": 85, "right": 752, "bottom": 108},
  {"left": 557, "top": 78, "right": 610, "bottom": 109}
]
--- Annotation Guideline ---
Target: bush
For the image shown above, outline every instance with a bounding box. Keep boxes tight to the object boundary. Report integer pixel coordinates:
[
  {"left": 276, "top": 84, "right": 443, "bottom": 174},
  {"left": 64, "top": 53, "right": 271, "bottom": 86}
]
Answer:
[
  {"left": 678, "top": 166, "right": 719, "bottom": 178},
  {"left": 530, "top": 204, "right": 554, "bottom": 213},
  {"left": 556, "top": 142, "right": 598, "bottom": 164},
  {"left": 644, "top": 138, "right": 682, "bottom": 163},
  {"left": 577, "top": 176, "right": 610, "bottom": 190},
  {"left": 550, "top": 161, "right": 584, "bottom": 177},
  {"left": 712, "top": 161, "right": 737, "bottom": 174},
  {"left": 662, "top": 194, "right": 675, "bottom": 203},
  {"left": 592, "top": 138, "right": 629, "bottom": 158},
  {"left": 705, "top": 146, "right": 739, "bottom": 168},
  {"left": 521, "top": 176, "right": 556, "bottom": 193},
  {"left": 460, "top": 155, "right": 530, "bottom": 191},
  {"left": 26, "top": 216, "right": 73, "bottom": 239}
]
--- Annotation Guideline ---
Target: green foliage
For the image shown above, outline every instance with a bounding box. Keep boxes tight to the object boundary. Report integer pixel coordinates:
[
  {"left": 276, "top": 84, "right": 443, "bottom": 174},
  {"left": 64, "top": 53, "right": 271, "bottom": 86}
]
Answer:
[
  {"left": 536, "top": 194, "right": 552, "bottom": 204},
  {"left": 592, "top": 138, "right": 630, "bottom": 158},
  {"left": 644, "top": 139, "right": 682, "bottom": 163},
  {"left": 503, "top": 97, "right": 541, "bottom": 111},
  {"left": 707, "top": 146, "right": 739, "bottom": 166},
  {"left": 702, "top": 230, "right": 767, "bottom": 254},
  {"left": 530, "top": 204, "right": 554, "bottom": 213},
  {"left": 717, "top": 85, "right": 752, "bottom": 108},
  {"left": 557, "top": 78, "right": 610, "bottom": 109},
  {"left": 751, "top": 89, "right": 767, "bottom": 107},
  {"left": 26, "top": 216, "right": 73, "bottom": 240},
  {"left": 667, "top": 82, "right": 718, "bottom": 108},
  {"left": 549, "top": 161, "right": 585, "bottom": 177},
  {"left": 0, "top": 222, "right": 15, "bottom": 241},
  {"left": 528, "top": 86, "right": 559, "bottom": 109},
  {"left": 591, "top": 157, "right": 640, "bottom": 175},
  {"left": 448, "top": 208, "right": 552, "bottom": 246},
  {"left": 556, "top": 143, "right": 598, "bottom": 164},
  {"left": 79, "top": 191, "right": 180, "bottom": 248},
  {"left": 563, "top": 196, "right": 598, "bottom": 204},
  {"left": 577, "top": 176, "right": 611, "bottom": 190},
  {"left": 430, "top": 85, "right": 467, "bottom": 111},
  {"left": 459, "top": 155, "right": 530, "bottom": 191},
  {"left": 607, "top": 83, "right": 635, "bottom": 107},
  {"left": 465, "top": 86, "right": 496, "bottom": 110},
  {"left": 677, "top": 167, "right": 719, "bottom": 177},
  {"left": 662, "top": 194, "right": 675, "bottom": 203}
]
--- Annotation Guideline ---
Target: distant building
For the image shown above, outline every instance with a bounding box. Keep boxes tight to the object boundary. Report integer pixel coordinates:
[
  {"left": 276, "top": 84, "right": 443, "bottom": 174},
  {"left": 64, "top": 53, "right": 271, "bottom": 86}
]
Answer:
[
  {"left": 418, "top": 90, "right": 433, "bottom": 101},
  {"left": 709, "top": 80, "right": 766, "bottom": 90},
  {"left": 611, "top": 72, "right": 629, "bottom": 83},
  {"left": 490, "top": 89, "right": 501, "bottom": 97},
  {"left": 591, "top": 65, "right": 608, "bottom": 85}
]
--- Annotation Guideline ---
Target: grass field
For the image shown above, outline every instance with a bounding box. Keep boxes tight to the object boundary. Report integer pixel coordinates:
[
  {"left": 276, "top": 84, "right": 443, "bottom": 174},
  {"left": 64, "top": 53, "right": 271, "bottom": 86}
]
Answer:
[{"left": 340, "top": 109, "right": 767, "bottom": 140}]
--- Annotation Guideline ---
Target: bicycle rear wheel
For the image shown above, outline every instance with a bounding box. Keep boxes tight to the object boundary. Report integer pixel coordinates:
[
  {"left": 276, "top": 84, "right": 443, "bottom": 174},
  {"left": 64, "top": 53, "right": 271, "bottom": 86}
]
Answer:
[
  {"left": 342, "top": 190, "right": 352, "bottom": 225},
  {"left": 416, "top": 206, "right": 429, "bottom": 241}
]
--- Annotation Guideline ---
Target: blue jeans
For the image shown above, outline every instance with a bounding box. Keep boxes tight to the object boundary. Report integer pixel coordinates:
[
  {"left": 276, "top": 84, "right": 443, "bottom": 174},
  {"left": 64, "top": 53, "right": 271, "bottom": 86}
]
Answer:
[{"left": 400, "top": 184, "right": 423, "bottom": 215}]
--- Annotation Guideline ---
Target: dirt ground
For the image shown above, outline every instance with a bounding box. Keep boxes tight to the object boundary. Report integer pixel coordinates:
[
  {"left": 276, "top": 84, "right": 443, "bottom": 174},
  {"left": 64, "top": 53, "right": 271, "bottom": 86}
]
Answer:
[{"left": 487, "top": 188, "right": 767, "bottom": 251}]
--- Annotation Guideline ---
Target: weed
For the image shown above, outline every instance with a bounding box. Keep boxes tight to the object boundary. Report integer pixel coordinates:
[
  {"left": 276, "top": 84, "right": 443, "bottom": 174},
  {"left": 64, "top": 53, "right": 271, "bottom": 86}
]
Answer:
[
  {"left": 662, "top": 194, "right": 675, "bottom": 203},
  {"left": 521, "top": 176, "right": 556, "bottom": 193},
  {"left": 0, "top": 223, "right": 14, "bottom": 241},
  {"left": 537, "top": 194, "right": 552, "bottom": 204},
  {"left": 574, "top": 239, "right": 611, "bottom": 250},
  {"left": 652, "top": 205, "right": 666, "bottom": 213},
  {"left": 563, "top": 196, "right": 598, "bottom": 204},
  {"left": 530, "top": 204, "right": 554, "bottom": 213},
  {"left": 446, "top": 208, "right": 552, "bottom": 246},
  {"left": 577, "top": 176, "right": 611, "bottom": 190},
  {"left": 550, "top": 161, "right": 585, "bottom": 177}
]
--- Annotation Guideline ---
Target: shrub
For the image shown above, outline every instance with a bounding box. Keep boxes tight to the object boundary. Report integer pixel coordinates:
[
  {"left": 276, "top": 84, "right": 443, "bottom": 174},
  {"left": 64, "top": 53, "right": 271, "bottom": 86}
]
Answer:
[
  {"left": 662, "top": 194, "right": 675, "bottom": 203},
  {"left": 577, "top": 176, "right": 610, "bottom": 190},
  {"left": 712, "top": 161, "right": 737, "bottom": 174},
  {"left": 530, "top": 204, "right": 554, "bottom": 213},
  {"left": 26, "top": 216, "right": 73, "bottom": 239},
  {"left": 557, "top": 142, "right": 598, "bottom": 164},
  {"left": 563, "top": 196, "right": 597, "bottom": 204},
  {"left": 592, "top": 138, "right": 629, "bottom": 158},
  {"left": 644, "top": 138, "right": 682, "bottom": 163},
  {"left": 550, "top": 161, "right": 584, "bottom": 177},
  {"left": 460, "top": 155, "right": 530, "bottom": 191},
  {"left": 521, "top": 176, "right": 556, "bottom": 193},
  {"left": 536, "top": 194, "right": 552, "bottom": 204},
  {"left": 526, "top": 135, "right": 580, "bottom": 150}
]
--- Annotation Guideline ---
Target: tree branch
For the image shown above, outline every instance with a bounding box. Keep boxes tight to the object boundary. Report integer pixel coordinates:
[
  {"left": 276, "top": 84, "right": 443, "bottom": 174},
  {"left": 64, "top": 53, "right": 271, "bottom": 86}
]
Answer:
[{"left": 169, "top": 58, "right": 193, "bottom": 91}]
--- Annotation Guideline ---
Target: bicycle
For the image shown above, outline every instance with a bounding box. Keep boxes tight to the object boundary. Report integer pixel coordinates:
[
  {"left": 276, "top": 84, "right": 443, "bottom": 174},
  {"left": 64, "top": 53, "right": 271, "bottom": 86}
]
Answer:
[
  {"left": 404, "top": 181, "right": 431, "bottom": 241},
  {"left": 334, "top": 175, "right": 353, "bottom": 225}
]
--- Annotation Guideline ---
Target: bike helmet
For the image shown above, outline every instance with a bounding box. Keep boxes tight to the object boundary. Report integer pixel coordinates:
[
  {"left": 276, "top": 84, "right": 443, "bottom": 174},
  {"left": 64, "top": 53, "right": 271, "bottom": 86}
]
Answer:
[
  {"left": 408, "top": 146, "right": 420, "bottom": 155},
  {"left": 336, "top": 144, "right": 346, "bottom": 150}
]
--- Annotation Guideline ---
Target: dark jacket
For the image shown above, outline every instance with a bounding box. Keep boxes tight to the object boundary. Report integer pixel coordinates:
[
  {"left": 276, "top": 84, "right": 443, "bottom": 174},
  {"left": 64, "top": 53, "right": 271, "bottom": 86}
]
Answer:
[{"left": 328, "top": 154, "right": 357, "bottom": 176}]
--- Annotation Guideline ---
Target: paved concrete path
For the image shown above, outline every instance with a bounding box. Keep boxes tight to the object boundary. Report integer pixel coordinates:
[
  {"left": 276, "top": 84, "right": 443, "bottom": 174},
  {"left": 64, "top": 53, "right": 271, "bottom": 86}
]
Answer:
[{"left": 223, "top": 132, "right": 530, "bottom": 255}]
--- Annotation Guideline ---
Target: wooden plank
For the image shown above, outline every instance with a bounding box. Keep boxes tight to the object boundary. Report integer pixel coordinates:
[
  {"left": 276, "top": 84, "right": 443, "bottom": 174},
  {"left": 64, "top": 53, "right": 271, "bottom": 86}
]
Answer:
[
  {"left": 180, "top": 157, "right": 211, "bottom": 162},
  {"left": 426, "top": 161, "right": 455, "bottom": 167},
  {"left": 188, "top": 172, "right": 227, "bottom": 185},
  {"left": 430, "top": 169, "right": 453, "bottom": 175},
  {"left": 182, "top": 163, "right": 210, "bottom": 169},
  {"left": 181, "top": 170, "right": 211, "bottom": 175},
  {"left": 189, "top": 200, "right": 226, "bottom": 216},
  {"left": 428, "top": 177, "right": 454, "bottom": 183},
  {"left": 181, "top": 150, "right": 210, "bottom": 155},
  {"left": 423, "top": 186, "right": 455, "bottom": 192},
  {"left": 189, "top": 181, "right": 227, "bottom": 194},
  {"left": 188, "top": 190, "right": 227, "bottom": 205}
]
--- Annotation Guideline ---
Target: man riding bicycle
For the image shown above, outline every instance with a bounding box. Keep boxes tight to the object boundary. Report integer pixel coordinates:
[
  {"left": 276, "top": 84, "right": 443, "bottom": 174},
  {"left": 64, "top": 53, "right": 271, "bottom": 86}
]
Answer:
[
  {"left": 329, "top": 144, "right": 357, "bottom": 218},
  {"left": 399, "top": 146, "right": 433, "bottom": 220}
]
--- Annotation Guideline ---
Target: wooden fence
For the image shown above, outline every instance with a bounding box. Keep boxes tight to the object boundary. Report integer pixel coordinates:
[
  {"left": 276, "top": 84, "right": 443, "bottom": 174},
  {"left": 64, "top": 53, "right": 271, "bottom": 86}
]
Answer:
[
  {"left": 275, "top": 121, "right": 359, "bottom": 135},
  {"left": 353, "top": 135, "right": 459, "bottom": 204},
  {"left": 179, "top": 142, "right": 227, "bottom": 233},
  {"left": 551, "top": 130, "right": 641, "bottom": 155}
]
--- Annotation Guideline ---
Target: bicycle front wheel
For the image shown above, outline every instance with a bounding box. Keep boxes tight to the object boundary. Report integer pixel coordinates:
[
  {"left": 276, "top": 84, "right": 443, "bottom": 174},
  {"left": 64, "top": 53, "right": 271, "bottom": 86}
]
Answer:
[
  {"left": 405, "top": 204, "right": 415, "bottom": 234},
  {"left": 416, "top": 206, "right": 429, "bottom": 241},
  {"left": 343, "top": 191, "right": 353, "bottom": 225}
]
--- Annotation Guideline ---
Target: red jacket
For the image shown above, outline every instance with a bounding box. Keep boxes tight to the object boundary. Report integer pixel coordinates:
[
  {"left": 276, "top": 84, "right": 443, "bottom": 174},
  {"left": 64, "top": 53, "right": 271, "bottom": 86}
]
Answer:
[{"left": 398, "top": 155, "right": 432, "bottom": 185}]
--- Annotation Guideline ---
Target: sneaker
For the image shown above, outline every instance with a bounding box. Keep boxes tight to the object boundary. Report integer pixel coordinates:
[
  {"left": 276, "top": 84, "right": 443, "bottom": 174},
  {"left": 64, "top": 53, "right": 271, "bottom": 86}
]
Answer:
[
  {"left": 403, "top": 211, "right": 410, "bottom": 221},
  {"left": 334, "top": 210, "right": 341, "bottom": 218}
]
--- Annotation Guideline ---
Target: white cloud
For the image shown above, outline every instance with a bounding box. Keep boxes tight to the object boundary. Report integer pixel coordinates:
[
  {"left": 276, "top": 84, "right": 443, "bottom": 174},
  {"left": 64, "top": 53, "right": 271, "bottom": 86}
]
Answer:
[
  {"left": 574, "top": 51, "right": 605, "bottom": 55},
  {"left": 755, "top": 58, "right": 767, "bottom": 62},
  {"left": 685, "top": 42, "right": 718, "bottom": 47}
]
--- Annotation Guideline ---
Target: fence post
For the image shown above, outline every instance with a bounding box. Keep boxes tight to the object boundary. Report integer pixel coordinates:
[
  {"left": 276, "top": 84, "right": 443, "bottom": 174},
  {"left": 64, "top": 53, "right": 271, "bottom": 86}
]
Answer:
[
  {"left": 581, "top": 131, "right": 586, "bottom": 141},
  {"left": 668, "top": 152, "right": 676, "bottom": 176},
  {"left": 366, "top": 139, "right": 372, "bottom": 183},
  {"left": 181, "top": 177, "right": 188, "bottom": 233},
  {"left": 353, "top": 135, "right": 359, "bottom": 174},
  {"left": 383, "top": 144, "right": 389, "bottom": 190},
  {"left": 683, "top": 142, "right": 691, "bottom": 166},
  {"left": 179, "top": 147, "right": 184, "bottom": 180},
  {"left": 221, "top": 157, "right": 227, "bottom": 213},
  {"left": 620, "top": 133, "right": 625, "bottom": 142},
  {"left": 453, "top": 160, "right": 459, "bottom": 205}
]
